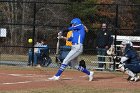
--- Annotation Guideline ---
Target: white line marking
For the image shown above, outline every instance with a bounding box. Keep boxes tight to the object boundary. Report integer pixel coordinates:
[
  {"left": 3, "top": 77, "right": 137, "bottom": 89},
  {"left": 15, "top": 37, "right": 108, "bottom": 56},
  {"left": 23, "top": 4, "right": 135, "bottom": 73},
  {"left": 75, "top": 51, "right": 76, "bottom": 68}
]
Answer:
[
  {"left": 3, "top": 81, "right": 32, "bottom": 85},
  {"left": 8, "top": 74, "right": 48, "bottom": 77},
  {"left": 9, "top": 74, "right": 24, "bottom": 76},
  {"left": 79, "top": 75, "right": 87, "bottom": 78},
  {"left": 61, "top": 78, "right": 73, "bottom": 80}
]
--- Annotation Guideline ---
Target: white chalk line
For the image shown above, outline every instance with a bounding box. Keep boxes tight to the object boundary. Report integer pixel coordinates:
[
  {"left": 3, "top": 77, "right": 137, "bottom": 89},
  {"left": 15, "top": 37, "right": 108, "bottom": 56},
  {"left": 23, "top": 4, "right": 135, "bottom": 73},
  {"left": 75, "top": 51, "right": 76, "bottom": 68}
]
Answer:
[
  {"left": 0, "top": 73, "right": 52, "bottom": 85},
  {"left": 1, "top": 79, "right": 52, "bottom": 85},
  {"left": 3, "top": 81, "right": 32, "bottom": 85},
  {"left": 8, "top": 73, "right": 50, "bottom": 77}
]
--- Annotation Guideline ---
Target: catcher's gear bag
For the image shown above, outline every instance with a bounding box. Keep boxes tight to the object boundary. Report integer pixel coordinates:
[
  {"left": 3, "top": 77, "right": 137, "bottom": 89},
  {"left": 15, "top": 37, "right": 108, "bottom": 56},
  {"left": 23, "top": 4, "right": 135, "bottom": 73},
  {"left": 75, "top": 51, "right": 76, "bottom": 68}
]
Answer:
[{"left": 79, "top": 60, "right": 86, "bottom": 68}]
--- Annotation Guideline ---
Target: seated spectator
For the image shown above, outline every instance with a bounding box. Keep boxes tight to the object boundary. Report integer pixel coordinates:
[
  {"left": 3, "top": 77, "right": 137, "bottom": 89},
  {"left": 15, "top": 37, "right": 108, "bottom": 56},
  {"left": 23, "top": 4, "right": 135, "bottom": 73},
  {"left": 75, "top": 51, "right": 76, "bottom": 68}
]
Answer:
[
  {"left": 35, "top": 39, "right": 52, "bottom": 67},
  {"left": 40, "top": 40, "right": 52, "bottom": 67},
  {"left": 34, "top": 41, "right": 43, "bottom": 67},
  {"left": 59, "top": 45, "right": 71, "bottom": 63},
  {"left": 27, "top": 39, "right": 52, "bottom": 67},
  {"left": 27, "top": 41, "right": 41, "bottom": 66},
  {"left": 27, "top": 48, "right": 33, "bottom": 66}
]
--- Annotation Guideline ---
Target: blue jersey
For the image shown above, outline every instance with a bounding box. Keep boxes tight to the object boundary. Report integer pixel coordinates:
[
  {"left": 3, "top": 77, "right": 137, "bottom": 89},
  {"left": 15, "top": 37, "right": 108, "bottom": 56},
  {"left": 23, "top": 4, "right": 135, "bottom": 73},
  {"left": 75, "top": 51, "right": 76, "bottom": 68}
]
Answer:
[
  {"left": 124, "top": 49, "right": 140, "bottom": 64},
  {"left": 40, "top": 45, "right": 48, "bottom": 53},
  {"left": 124, "top": 48, "right": 140, "bottom": 73},
  {"left": 35, "top": 44, "right": 48, "bottom": 53},
  {"left": 68, "top": 24, "right": 85, "bottom": 44}
]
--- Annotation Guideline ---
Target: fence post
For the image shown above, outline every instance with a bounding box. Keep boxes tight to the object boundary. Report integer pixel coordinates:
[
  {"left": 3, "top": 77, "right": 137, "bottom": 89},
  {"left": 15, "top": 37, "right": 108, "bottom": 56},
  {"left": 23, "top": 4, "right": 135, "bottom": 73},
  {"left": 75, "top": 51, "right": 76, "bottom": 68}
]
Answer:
[
  {"left": 113, "top": 4, "right": 119, "bottom": 71},
  {"left": 31, "top": 2, "right": 37, "bottom": 66},
  {"left": 0, "top": 47, "right": 1, "bottom": 62}
]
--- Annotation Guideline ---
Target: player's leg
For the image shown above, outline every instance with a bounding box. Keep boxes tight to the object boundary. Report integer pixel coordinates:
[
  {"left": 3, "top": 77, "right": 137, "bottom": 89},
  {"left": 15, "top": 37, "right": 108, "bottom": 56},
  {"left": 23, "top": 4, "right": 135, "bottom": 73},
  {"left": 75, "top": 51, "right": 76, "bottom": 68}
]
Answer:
[
  {"left": 70, "top": 58, "right": 94, "bottom": 81},
  {"left": 48, "top": 45, "right": 83, "bottom": 80},
  {"left": 97, "top": 48, "right": 102, "bottom": 68},
  {"left": 48, "top": 45, "right": 94, "bottom": 81},
  {"left": 27, "top": 51, "right": 32, "bottom": 66},
  {"left": 74, "top": 60, "right": 94, "bottom": 81},
  {"left": 48, "top": 45, "right": 81, "bottom": 80},
  {"left": 118, "top": 63, "right": 139, "bottom": 81},
  {"left": 125, "top": 64, "right": 140, "bottom": 81},
  {"left": 64, "top": 45, "right": 94, "bottom": 81},
  {"left": 54, "top": 45, "right": 83, "bottom": 76},
  {"left": 118, "top": 63, "right": 134, "bottom": 78},
  {"left": 34, "top": 53, "right": 38, "bottom": 66}
]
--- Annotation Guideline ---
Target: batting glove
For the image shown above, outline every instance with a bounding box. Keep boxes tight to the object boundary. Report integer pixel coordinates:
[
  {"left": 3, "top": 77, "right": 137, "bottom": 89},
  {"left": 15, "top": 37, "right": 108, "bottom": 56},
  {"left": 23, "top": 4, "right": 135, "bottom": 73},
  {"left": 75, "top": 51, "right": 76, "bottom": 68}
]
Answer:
[
  {"left": 57, "top": 36, "right": 64, "bottom": 39},
  {"left": 58, "top": 31, "right": 62, "bottom": 36}
]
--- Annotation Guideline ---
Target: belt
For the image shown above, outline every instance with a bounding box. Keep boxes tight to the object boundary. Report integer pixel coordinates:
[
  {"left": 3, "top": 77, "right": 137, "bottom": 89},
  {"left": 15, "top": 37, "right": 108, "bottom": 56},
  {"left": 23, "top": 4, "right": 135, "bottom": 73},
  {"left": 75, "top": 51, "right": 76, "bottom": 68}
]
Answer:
[{"left": 72, "top": 43, "right": 83, "bottom": 45}]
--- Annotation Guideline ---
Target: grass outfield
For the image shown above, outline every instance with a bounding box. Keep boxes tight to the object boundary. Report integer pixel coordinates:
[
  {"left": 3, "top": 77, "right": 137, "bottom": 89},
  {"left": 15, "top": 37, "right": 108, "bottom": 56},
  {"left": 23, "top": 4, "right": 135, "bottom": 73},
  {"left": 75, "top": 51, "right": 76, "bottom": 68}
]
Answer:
[
  {"left": 0, "top": 54, "right": 116, "bottom": 70},
  {"left": 0, "top": 54, "right": 110, "bottom": 70},
  {"left": 0, "top": 54, "right": 98, "bottom": 63}
]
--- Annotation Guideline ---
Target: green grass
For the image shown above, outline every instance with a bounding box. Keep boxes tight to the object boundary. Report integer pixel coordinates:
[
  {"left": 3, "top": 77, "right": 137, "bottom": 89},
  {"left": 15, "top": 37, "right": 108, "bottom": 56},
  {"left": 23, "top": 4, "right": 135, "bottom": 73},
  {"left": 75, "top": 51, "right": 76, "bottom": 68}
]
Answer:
[
  {"left": 0, "top": 54, "right": 28, "bottom": 61},
  {"left": 0, "top": 54, "right": 98, "bottom": 63},
  {"left": 1, "top": 86, "right": 140, "bottom": 93},
  {"left": 0, "top": 54, "right": 115, "bottom": 70}
]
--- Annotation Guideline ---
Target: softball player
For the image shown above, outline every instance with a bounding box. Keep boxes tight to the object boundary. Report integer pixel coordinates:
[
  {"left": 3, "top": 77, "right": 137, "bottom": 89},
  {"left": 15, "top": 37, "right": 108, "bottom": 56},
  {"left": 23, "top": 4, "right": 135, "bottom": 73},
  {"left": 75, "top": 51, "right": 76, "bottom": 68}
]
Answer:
[
  {"left": 118, "top": 40, "right": 140, "bottom": 82},
  {"left": 48, "top": 18, "right": 94, "bottom": 81}
]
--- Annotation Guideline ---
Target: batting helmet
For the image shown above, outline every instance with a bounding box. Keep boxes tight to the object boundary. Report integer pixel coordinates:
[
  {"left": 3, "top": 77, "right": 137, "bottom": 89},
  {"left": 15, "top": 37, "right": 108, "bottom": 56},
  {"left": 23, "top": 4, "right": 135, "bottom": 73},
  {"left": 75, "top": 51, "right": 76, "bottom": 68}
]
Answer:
[
  {"left": 70, "top": 18, "right": 82, "bottom": 26},
  {"left": 121, "top": 40, "right": 133, "bottom": 47},
  {"left": 121, "top": 40, "right": 133, "bottom": 53}
]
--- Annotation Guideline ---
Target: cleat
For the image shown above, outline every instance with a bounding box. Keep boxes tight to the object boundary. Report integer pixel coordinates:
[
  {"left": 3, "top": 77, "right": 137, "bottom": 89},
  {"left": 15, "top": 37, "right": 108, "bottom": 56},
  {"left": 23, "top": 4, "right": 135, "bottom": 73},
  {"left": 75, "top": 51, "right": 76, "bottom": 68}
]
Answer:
[
  {"left": 48, "top": 76, "right": 60, "bottom": 81},
  {"left": 36, "top": 64, "right": 41, "bottom": 68},
  {"left": 129, "top": 75, "right": 139, "bottom": 82},
  {"left": 127, "top": 76, "right": 132, "bottom": 81},
  {"left": 134, "top": 76, "right": 139, "bottom": 82},
  {"left": 130, "top": 77, "right": 135, "bottom": 81},
  {"left": 88, "top": 71, "right": 94, "bottom": 81}
]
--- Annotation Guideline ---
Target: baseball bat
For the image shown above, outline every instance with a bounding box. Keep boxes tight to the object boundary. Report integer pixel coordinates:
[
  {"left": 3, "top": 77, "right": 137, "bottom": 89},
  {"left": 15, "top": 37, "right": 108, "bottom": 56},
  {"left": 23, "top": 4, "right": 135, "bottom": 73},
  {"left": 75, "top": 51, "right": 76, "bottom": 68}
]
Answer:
[
  {"left": 56, "top": 38, "right": 60, "bottom": 55},
  {"left": 55, "top": 31, "right": 62, "bottom": 64}
]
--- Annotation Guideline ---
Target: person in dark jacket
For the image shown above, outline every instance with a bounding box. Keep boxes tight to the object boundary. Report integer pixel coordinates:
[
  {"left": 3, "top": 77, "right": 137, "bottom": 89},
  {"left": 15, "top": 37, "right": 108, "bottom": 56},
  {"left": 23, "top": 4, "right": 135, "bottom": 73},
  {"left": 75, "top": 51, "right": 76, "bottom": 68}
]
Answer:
[{"left": 96, "top": 23, "right": 112, "bottom": 70}]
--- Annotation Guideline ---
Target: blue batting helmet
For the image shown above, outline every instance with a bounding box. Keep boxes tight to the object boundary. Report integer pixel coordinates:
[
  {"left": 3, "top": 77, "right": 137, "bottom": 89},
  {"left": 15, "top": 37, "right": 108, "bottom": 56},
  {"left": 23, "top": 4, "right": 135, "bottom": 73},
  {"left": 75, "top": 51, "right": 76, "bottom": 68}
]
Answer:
[{"left": 70, "top": 18, "right": 82, "bottom": 25}]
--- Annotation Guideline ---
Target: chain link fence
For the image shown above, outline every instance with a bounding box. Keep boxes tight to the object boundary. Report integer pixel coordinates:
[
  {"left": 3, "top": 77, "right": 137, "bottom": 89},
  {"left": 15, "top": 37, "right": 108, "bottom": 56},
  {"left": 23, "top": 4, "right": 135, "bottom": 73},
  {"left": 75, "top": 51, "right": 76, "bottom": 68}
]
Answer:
[{"left": 0, "top": 1, "right": 140, "bottom": 70}]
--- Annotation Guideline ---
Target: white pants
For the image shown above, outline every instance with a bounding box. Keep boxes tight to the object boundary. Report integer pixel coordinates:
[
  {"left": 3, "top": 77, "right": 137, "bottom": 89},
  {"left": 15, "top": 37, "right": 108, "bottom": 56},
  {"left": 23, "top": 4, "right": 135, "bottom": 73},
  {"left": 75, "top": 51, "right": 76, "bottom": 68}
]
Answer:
[{"left": 62, "top": 44, "right": 83, "bottom": 68}]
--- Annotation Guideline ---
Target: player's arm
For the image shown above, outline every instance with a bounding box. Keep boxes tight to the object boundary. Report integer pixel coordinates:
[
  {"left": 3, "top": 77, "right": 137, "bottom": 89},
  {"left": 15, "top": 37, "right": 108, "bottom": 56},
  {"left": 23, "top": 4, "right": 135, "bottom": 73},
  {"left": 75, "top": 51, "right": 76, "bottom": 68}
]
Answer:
[
  {"left": 117, "top": 56, "right": 128, "bottom": 71},
  {"left": 120, "top": 56, "right": 129, "bottom": 63},
  {"left": 57, "top": 35, "right": 69, "bottom": 41},
  {"left": 84, "top": 25, "right": 88, "bottom": 32},
  {"left": 61, "top": 36, "right": 68, "bottom": 41}
]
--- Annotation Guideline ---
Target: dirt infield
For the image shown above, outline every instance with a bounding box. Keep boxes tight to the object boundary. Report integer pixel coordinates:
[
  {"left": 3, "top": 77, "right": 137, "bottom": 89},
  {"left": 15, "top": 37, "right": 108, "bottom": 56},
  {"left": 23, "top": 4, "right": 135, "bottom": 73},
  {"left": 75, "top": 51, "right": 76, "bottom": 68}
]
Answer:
[{"left": 0, "top": 66, "right": 140, "bottom": 92}]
